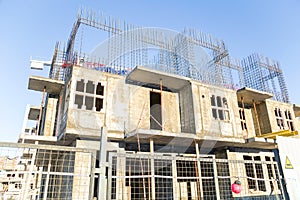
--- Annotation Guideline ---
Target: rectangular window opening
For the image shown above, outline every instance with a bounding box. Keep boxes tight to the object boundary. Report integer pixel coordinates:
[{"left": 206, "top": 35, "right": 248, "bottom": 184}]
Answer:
[
  {"left": 85, "top": 96, "right": 94, "bottom": 110},
  {"left": 96, "top": 98, "right": 103, "bottom": 111},
  {"left": 76, "top": 79, "right": 85, "bottom": 92},
  {"left": 218, "top": 109, "right": 224, "bottom": 120},
  {"left": 75, "top": 95, "right": 83, "bottom": 109},
  {"left": 212, "top": 108, "right": 217, "bottom": 119},
  {"left": 96, "top": 83, "right": 104, "bottom": 95},
  {"left": 211, "top": 95, "right": 216, "bottom": 106},
  {"left": 86, "top": 81, "right": 95, "bottom": 94},
  {"left": 216, "top": 96, "right": 222, "bottom": 107}
]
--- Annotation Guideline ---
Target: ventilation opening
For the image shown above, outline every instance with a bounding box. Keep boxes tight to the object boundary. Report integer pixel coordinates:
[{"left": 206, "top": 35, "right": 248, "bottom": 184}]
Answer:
[{"left": 150, "top": 92, "right": 162, "bottom": 130}]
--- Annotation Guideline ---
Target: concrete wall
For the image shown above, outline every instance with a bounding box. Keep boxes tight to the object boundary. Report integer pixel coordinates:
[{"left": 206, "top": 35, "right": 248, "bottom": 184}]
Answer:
[
  {"left": 265, "top": 99, "right": 299, "bottom": 133},
  {"left": 179, "top": 84, "right": 195, "bottom": 133},
  {"left": 65, "top": 66, "right": 299, "bottom": 142},
  {"left": 67, "top": 66, "right": 181, "bottom": 139},
  {"left": 253, "top": 99, "right": 299, "bottom": 135},
  {"left": 254, "top": 102, "right": 271, "bottom": 135},
  {"left": 43, "top": 98, "right": 58, "bottom": 136},
  {"left": 244, "top": 108, "right": 256, "bottom": 138},
  {"left": 191, "top": 81, "right": 242, "bottom": 139}
]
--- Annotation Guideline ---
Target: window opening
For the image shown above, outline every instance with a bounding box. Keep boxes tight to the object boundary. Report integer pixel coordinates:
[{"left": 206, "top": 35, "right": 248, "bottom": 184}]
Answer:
[
  {"left": 96, "top": 83, "right": 104, "bottom": 95},
  {"left": 285, "top": 110, "right": 294, "bottom": 131},
  {"left": 239, "top": 109, "right": 247, "bottom": 130},
  {"left": 74, "top": 80, "right": 104, "bottom": 112},
  {"left": 96, "top": 98, "right": 103, "bottom": 111},
  {"left": 243, "top": 155, "right": 266, "bottom": 192},
  {"left": 86, "top": 81, "right": 95, "bottom": 94},
  {"left": 210, "top": 95, "right": 216, "bottom": 106},
  {"left": 76, "top": 79, "right": 84, "bottom": 92},
  {"left": 210, "top": 95, "right": 230, "bottom": 121},
  {"left": 275, "top": 108, "right": 284, "bottom": 129},
  {"left": 74, "top": 95, "right": 83, "bottom": 109},
  {"left": 85, "top": 96, "right": 94, "bottom": 110}
]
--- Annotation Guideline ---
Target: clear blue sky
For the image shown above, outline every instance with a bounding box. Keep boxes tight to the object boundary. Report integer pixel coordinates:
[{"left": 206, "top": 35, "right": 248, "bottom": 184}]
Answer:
[{"left": 1, "top": 0, "right": 300, "bottom": 142}]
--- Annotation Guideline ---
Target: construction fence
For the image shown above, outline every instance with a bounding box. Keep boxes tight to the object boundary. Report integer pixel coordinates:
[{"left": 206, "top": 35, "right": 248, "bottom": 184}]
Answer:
[
  {"left": 0, "top": 142, "right": 286, "bottom": 200},
  {"left": 0, "top": 142, "right": 96, "bottom": 200},
  {"left": 108, "top": 152, "right": 284, "bottom": 200}
]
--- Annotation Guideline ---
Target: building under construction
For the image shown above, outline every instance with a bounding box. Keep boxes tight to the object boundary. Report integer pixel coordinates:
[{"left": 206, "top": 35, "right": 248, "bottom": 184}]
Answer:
[{"left": 1, "top": 10, "right": 300, "bottom": 200}]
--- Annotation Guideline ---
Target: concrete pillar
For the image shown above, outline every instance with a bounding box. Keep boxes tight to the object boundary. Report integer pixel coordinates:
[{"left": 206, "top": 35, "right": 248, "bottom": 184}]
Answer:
[
  {"left": 98, "top": 127, "right": 108, "bottom": 200},
  {"left": 44, "top": 98, "right": 58, "bottom": 136}
]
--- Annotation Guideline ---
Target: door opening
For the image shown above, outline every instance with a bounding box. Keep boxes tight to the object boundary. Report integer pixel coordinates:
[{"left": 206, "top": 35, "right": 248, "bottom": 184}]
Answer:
[{"left": 150, "top": 91, "right": 162, "bottom": 130}]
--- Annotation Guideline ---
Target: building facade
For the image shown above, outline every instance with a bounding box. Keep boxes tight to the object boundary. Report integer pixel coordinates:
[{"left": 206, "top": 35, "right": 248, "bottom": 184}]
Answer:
[{"left": 2, "top": 10, "right": 300, "bottom": 200}]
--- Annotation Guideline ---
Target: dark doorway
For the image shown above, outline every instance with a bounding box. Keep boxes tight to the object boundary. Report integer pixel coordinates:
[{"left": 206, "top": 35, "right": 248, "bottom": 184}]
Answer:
[{"left": 150, "top": 92, "right": 162, "bottom": 130}]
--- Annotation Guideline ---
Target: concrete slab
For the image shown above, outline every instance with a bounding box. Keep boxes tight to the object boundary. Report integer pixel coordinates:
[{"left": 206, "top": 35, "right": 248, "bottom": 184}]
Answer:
[
  {"left": 237, "top": 87, "right": 273, "bottom": 104},
  {"left": 258, "top": 130, "right": 298, "bottom": 139},
  {"left": 244, "top": 137, "right": 277, "bottom": 149},
  {"left": 125, "top": 129, "right": 197, "bottom": 145},
  {"left": 28, "top": 105, "right": 40, "bottom": 120},
  {"left": 125, "top": 129, "right": 277, "bottom": 149},
  {"left": 125, "top": 129, "right": 246, "bottom": 148},
  {"left": 126, "top": 66, "right": 190, "bottom": 91},
  {"left": 28, "top": 75, "right": 64, "bottom": 94},
  {"left": 18, "top": 133, "right": 57, "bottom": 144},
  {"left": 293, "top": 104, "right": 300, "bottom": 117}
]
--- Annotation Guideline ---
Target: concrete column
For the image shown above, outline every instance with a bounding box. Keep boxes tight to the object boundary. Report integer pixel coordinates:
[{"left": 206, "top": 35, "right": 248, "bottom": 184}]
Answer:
[{"left": 98, "top": 127, "right": 108, "bottom": 200}]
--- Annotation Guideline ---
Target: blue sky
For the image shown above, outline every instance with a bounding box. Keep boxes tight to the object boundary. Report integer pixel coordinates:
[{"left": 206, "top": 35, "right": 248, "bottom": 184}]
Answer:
[{"left": 1, "top": 0, "right": 300, "bottom": 142}]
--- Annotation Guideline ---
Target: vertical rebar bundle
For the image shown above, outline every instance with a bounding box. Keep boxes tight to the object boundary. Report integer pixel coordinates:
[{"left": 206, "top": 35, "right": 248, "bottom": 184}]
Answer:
[{"left": 242, "top": 53, "right": 289, "bottom": 102}]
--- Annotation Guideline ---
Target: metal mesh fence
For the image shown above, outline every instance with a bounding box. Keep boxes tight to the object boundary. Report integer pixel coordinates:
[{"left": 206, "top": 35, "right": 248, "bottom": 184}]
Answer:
[
  {"left": 0, "top": 142, "right": 96, "bottom": 200},
  {"left": 108, "top": 152, "right": 284, "bottom": 200},
  {"left": 0, "top": 142, "right": 285, "bottom": 200}
]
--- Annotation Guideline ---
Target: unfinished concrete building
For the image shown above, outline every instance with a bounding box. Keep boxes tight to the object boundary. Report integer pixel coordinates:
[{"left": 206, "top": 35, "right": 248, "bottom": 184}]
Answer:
[{"left": 1, "top": 10, "right": 299, "bottom": 199}]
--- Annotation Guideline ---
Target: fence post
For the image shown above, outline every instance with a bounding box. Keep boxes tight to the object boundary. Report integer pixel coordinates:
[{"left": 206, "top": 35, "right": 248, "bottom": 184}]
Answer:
[{"left": 212, "top": 156, "right": 220, "bottom": 200}]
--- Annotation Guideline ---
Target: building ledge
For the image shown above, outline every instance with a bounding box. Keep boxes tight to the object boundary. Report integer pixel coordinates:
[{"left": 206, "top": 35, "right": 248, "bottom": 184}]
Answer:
[
  {"left": 18, "top": 133, "right": 57, "bottom": 144},
  {"left": 125, "top": 129, "right": 197, "bottom": 145},
  {"left": 237, "top": 87, "right": 273, "bottom": 104},
  {"left": 244, "top": 137, "right": 277, "bottom": 149},
  {"left": 125, "top": 129, "right": 246, "bottom": 147},
  {"left": 126, "top": 66, "right": 190, "bottom": 91},
  {"left": 257, "top": 130, "right": 298, "bottom": 140},
  {"left": 28, "top": 75, "right": 64, "bottom": 94}
]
